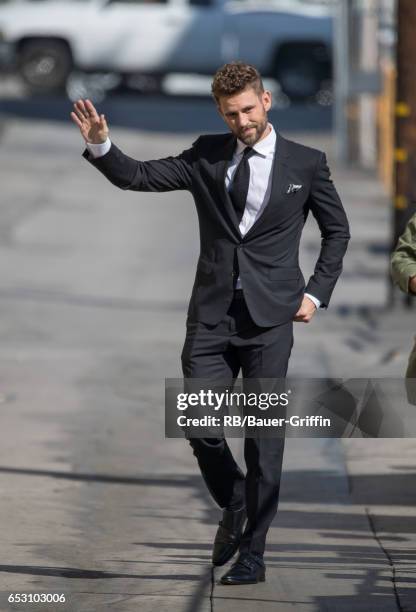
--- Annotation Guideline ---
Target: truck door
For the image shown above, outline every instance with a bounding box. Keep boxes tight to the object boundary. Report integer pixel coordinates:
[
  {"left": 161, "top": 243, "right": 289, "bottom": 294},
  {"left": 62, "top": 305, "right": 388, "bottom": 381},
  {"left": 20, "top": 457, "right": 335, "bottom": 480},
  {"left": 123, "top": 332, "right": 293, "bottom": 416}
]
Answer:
[
  {"left": 166, "top": 0, "right": 224, "bottom": 73},
  {"left": 84, "top": 0, "right": 193, "bottom": 73}
]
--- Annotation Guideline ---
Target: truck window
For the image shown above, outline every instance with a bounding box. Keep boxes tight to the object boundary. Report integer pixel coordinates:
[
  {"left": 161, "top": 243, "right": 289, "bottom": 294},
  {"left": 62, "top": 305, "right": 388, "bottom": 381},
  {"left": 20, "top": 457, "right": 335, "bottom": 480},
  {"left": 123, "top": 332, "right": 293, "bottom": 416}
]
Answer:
[
  {"left": 108, "top": 0, "right": 168, "bottom": 4},
  {"left": 188, "top": 0, "right": 214, "bottom": 6}
]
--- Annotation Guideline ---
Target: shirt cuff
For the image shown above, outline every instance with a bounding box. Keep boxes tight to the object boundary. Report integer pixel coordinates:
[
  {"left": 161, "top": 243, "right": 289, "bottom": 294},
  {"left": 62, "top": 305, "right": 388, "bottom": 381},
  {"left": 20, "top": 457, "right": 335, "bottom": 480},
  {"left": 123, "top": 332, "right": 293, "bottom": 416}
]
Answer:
[
  {"left": 304, "top": 293, "right": 321, "bottom": 309},
  {"left": 86, "top": 138, "right": 111, "bottom": 159}
]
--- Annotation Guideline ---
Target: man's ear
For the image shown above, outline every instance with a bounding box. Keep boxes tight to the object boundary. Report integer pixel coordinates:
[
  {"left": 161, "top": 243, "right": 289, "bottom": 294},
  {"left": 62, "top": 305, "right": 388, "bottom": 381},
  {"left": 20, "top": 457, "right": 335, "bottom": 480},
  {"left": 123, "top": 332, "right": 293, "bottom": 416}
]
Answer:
[{"left": 262, "top": 90, "right": 272, "bottom": 112}]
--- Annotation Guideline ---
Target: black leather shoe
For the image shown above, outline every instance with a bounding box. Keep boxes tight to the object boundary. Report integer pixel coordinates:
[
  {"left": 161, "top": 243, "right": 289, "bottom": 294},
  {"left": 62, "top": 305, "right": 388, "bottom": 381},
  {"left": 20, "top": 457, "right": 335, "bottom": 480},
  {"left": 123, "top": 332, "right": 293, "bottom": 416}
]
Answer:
[
  {"left": 212, "top": 507, "right": 246, "bottom": 567},
  {"left": 220, "top": 552, "right": 265, "bottom": 585}
]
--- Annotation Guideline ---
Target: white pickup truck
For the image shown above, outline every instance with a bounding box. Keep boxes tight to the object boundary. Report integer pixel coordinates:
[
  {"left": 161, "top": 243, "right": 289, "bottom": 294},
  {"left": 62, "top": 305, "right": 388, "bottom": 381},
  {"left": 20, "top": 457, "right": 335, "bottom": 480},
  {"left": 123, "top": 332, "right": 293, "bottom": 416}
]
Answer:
[{"left": 0, "top": 0, "right": 333, "bottom": 99}]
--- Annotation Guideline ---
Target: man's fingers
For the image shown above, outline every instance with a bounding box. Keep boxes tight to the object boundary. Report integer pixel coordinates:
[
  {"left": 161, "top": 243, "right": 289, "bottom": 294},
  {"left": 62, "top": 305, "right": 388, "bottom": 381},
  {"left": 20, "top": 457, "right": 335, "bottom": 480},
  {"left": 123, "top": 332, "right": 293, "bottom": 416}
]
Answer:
[
  {"left": 70, "top": 111, "right": 83, "bottom": 129},
  {"left": 75, "top": 99, "right": 90, "bottom": 120},
  {"left": 293, "top": 313, "right": 311, "bottom": 323},
  {"left": 294, "top": 309, "right": 306, "bottom": 318},
  {"left": 77, "top": 98, "right": 100, "bottom": 123},
  {"left": 85, "top": 99, "right": 100, "bottom": 121},
  {"left": 73, "top": 102, "right": 87, "bottom": 122},
  {"left": 293, "top": 296, "right": 316, "bottom": 323}
]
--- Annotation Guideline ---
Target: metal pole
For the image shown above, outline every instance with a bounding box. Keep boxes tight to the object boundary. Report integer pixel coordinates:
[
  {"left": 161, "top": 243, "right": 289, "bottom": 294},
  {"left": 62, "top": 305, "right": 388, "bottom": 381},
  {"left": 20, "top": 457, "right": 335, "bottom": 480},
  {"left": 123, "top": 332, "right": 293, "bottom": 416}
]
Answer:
[
  {"left": 393, "top": 0, "right": 416, "bottom": 239},
  {"left": 391, "top": 0, "right": 416, "bottom": 306},
  {"left": 334, "top": 0, "right": 351, "bottom": 162},
  {"left": 358, "top": 0, "right": 378, "bottom": 168}
]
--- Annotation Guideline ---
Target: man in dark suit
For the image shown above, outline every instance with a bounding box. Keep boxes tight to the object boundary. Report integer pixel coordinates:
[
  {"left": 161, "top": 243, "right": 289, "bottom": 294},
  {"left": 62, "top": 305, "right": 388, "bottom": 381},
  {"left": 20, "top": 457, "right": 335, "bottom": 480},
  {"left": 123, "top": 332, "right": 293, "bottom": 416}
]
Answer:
[{"left": 71, "top": 62, "right": 350, "bottom": 585}]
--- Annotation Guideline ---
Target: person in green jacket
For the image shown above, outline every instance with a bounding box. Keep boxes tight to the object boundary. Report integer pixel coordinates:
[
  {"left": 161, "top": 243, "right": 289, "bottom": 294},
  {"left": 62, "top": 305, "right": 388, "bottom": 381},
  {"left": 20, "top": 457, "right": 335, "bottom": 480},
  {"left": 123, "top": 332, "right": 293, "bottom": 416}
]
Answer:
[{"left": 391, "top": 213, "right": 416, "bottom": 379}]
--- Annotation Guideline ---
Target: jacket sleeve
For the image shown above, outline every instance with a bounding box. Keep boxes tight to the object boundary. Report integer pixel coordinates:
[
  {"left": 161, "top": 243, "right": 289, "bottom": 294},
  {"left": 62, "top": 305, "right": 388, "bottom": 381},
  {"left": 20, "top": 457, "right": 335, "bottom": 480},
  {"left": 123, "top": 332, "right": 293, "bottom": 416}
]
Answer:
[
  {"left": 82, "top": 138, "right": 200, "bottom": 192},
  {"left": 391, "top": 213, "right": 416, "bottom": 293},
  {"left": 305, "top": 152, "right": 351, "bottom": 307}
]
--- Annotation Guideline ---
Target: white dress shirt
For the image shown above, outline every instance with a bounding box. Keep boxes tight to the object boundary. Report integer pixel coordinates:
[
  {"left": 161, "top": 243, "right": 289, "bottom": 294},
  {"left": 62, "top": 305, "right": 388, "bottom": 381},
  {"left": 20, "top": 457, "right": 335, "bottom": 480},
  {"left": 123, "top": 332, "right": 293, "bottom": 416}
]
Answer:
[{"left": 86, "top": 128, "right": 320, "bottom": 309}]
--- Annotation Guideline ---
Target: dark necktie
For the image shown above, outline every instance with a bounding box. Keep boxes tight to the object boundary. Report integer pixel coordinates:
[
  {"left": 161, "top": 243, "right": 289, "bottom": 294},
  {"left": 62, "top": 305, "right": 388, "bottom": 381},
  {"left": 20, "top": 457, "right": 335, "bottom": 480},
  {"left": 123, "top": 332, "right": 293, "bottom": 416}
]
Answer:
[{"left": 229, "top": 146, "right": 256, "bottom": 223}]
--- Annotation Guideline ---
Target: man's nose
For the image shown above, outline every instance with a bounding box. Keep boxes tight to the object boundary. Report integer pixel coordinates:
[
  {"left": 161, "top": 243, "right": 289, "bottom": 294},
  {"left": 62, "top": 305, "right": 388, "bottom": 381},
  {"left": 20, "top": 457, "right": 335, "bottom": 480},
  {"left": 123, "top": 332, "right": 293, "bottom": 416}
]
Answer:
[{"left": 237, "top": 115, "right": 249, "bottom": 128}]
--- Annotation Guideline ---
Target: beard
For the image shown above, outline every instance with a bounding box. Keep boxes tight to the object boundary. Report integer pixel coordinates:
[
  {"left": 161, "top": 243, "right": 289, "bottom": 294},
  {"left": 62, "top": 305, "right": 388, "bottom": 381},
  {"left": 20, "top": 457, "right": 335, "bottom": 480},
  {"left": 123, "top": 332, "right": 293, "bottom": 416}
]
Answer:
[{"left": 236, "top": 115, "right": 269, "bottom": 145}]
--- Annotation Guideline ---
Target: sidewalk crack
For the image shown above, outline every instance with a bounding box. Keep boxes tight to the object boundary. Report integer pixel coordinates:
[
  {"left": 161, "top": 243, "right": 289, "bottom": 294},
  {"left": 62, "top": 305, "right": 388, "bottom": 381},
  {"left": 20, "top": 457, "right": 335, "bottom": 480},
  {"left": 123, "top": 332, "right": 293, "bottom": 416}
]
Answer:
[
  {"left": 365, "top": 507, "right": 403, "bottom": 611},
  {"left": 210, "top": 565, "right": 215, "bottom": 612}
]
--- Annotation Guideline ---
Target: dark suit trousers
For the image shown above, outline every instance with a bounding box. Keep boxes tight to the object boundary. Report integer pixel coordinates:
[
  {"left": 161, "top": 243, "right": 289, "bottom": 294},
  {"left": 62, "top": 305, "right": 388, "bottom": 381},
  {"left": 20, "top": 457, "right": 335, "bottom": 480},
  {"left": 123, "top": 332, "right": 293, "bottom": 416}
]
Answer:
[{"left": 181, "top": 289, "right": 294, "bottom": 556}]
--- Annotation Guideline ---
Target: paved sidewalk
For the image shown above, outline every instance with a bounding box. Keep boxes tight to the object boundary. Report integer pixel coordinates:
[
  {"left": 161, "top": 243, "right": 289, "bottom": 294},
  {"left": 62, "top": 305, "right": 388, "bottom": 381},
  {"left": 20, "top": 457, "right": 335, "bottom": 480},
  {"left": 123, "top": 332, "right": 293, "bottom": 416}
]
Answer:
[{"left": 0, "top": 118, "right": 414, "bottom": 612}]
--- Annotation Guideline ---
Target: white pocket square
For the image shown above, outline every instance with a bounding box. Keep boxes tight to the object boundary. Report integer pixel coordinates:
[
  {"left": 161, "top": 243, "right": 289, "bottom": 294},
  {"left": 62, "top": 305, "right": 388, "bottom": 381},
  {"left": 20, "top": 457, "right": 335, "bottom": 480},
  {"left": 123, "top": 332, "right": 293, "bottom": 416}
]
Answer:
[{"left": 286, "top": 183, "right": 303, "bottom": 194}]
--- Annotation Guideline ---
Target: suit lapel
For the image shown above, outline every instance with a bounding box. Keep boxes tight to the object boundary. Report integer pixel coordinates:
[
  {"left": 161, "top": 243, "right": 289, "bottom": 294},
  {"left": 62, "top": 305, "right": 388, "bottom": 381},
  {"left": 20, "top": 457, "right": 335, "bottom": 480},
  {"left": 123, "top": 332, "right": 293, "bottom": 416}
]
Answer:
[
  {"left": 215, "top": 134, "right": 242, "bottom": 237},
  {"left": 244, "top": 131, "right": 290, "bottom": 240}
]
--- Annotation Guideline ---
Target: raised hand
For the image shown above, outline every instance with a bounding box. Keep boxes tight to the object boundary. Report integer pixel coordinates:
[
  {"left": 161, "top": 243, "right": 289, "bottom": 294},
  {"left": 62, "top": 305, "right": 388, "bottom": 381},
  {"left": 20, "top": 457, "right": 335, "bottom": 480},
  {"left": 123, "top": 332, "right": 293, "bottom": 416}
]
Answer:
[{"left": 70, "top": 99, "right": 109, "bottom": 144}]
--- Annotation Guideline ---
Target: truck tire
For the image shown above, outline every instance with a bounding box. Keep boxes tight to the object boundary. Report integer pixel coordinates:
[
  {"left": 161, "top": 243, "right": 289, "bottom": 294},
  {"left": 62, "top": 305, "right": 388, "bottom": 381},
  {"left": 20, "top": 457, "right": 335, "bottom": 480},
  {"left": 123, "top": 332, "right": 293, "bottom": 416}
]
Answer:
[
  {"left": 18, "top": 40, "right": 73, "bottom": 94},
  {"left": 274, "top": 46, "right": 329, "bottom": 101}
]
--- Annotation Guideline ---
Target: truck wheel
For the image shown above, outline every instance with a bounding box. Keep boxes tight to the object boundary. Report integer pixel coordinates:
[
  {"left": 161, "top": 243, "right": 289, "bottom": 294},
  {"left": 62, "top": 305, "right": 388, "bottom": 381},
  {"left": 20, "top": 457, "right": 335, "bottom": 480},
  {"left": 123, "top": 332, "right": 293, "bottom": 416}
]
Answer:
[
  {"left": 274, "top": 52, "right": 325, "bottom": 101},
  {"left": 18, "top": 40, "right": 72, "bottom": 94}
]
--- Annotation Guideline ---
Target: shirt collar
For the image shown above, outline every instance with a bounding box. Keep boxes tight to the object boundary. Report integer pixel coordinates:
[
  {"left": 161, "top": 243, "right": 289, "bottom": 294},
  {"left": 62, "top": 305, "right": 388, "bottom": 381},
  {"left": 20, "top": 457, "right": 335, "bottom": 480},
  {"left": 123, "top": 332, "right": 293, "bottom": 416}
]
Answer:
[{"left": 235, "top": 123, "right": 276, "bottom": 157}]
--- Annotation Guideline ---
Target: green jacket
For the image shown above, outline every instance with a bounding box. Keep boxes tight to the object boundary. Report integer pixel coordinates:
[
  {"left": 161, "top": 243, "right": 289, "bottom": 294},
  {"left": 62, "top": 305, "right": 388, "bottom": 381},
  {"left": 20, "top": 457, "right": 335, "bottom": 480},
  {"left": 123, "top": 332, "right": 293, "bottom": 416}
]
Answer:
[
  {"left": 391, "top": 213, "right": 416, "bottom": 383},
  {"left": 391, "top": 212, "right": 416, "bottom": 293}
]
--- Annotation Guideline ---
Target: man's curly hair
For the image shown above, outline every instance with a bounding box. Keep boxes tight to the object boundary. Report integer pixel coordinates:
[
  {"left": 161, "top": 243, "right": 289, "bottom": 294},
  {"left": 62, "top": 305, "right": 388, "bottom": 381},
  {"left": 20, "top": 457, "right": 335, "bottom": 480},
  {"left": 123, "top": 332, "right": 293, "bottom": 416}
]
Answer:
[{"left": 211, "top": 62, "right": 264, "bottom": 104}]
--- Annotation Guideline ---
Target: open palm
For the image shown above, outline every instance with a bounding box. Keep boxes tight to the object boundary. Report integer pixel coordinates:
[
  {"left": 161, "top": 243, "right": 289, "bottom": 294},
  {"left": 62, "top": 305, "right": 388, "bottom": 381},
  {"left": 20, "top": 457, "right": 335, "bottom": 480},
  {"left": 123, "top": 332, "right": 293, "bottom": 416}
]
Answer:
[{"left": 70, "top": 99, "right": 109, "bottom": 144}]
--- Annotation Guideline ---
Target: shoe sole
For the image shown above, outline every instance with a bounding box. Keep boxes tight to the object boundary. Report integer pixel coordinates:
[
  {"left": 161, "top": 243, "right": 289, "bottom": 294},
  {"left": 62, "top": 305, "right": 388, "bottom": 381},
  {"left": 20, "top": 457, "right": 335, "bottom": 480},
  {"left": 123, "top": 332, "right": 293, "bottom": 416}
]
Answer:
[{"left": 220, "top": 573, "right": 265, "bottom": 585}]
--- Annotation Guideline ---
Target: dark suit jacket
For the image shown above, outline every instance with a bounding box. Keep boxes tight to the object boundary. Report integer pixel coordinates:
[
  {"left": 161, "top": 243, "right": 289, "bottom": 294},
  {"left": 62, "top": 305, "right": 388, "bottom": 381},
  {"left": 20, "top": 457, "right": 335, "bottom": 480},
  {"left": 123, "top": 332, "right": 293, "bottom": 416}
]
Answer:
[{"left": 83, "top": 131, "right": 350, "bottom": 327}]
